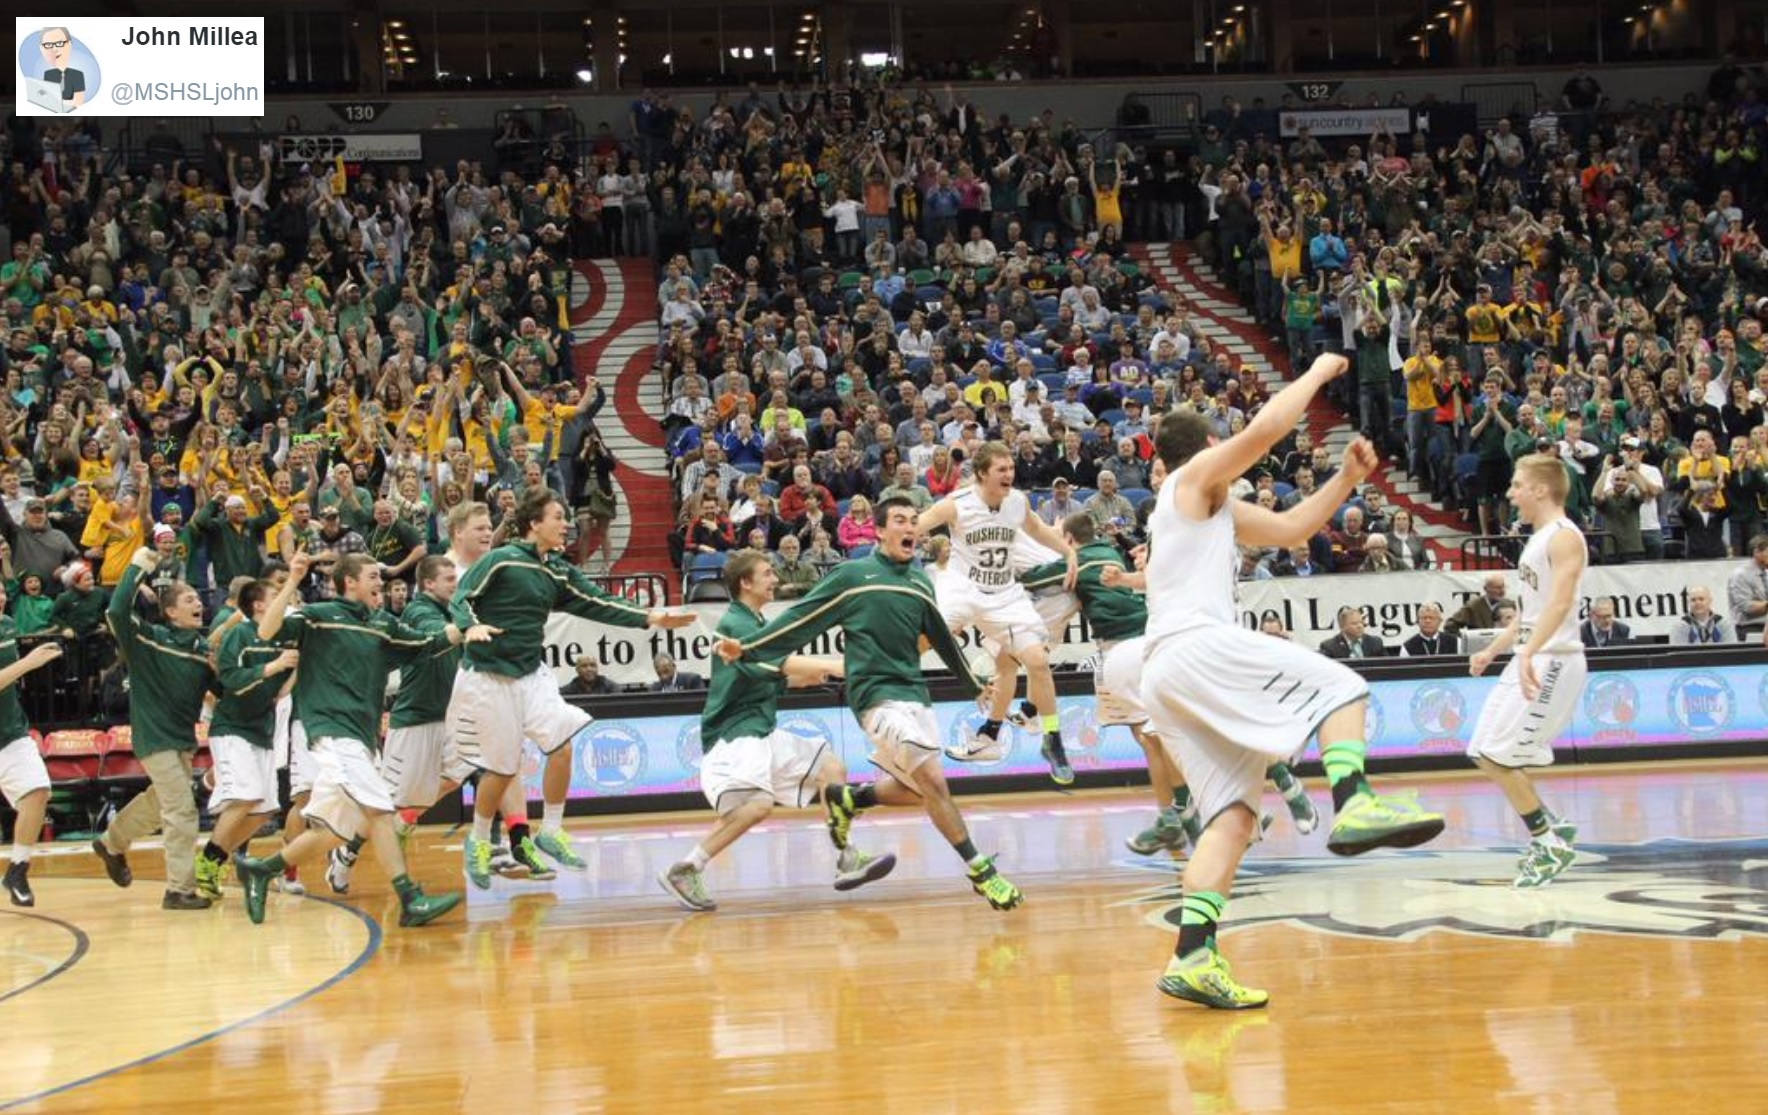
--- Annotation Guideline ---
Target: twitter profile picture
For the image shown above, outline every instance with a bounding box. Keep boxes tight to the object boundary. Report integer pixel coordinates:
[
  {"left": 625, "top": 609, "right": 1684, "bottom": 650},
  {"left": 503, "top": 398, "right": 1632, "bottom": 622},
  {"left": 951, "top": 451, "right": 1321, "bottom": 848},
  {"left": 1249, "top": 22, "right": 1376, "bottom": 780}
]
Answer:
[{"left": 18, "top": 25, "right": 102, "bottom": 113}]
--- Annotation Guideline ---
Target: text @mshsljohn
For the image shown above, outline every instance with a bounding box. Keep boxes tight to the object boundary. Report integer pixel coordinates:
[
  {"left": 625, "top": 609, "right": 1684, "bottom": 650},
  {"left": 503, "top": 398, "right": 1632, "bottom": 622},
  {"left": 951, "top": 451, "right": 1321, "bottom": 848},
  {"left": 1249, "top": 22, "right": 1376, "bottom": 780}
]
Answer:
[{"left": 111, "top": 80, "right": 259, "bottom": 107}]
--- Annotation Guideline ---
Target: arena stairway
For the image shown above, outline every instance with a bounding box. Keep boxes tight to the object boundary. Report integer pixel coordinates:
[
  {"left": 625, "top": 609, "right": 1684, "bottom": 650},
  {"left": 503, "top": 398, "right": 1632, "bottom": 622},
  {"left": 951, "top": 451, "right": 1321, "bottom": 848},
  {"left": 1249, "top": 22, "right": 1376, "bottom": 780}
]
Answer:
[
  {"left": 1132, "top": 242, "right": 1472, "bottom": 568},
  {"left": 568, "top": 258, "right": 677, "bottom": 593}
]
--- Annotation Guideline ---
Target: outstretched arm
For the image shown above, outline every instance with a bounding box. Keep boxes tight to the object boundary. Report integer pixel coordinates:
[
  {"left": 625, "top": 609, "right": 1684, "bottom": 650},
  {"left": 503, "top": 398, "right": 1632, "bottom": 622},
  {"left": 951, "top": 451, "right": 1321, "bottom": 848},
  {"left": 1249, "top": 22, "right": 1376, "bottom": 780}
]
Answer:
[
  {"left": 1171, "top": 354, "right": 1350, "bottom": 499},
  {"left": 1233, "top": 437, "right": 1377, "bottom": 548}
]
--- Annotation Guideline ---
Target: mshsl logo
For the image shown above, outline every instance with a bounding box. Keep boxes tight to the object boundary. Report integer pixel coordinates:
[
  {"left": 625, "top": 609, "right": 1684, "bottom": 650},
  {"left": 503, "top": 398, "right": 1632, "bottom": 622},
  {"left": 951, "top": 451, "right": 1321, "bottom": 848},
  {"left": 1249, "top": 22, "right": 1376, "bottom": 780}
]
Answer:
[
  {"left": 580, "top": 722, "right": 647, "bottom": 792},
  {"left": 1127, "top": 837, "right": 1768, "bottom": 942},
  {"left": 1668, "top": 671, "right": 1735, "bottom": 735}
]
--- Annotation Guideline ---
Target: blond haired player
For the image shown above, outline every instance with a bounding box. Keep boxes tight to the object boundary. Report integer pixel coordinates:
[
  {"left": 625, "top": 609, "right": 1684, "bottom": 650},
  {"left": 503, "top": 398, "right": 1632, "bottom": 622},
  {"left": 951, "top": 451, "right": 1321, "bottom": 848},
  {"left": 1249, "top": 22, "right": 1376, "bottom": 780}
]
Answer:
[
  {"left": 917, "top": 441, "right": 1079, "bottom": 784},
  {"left": 1467, "top": 453, "right": 1587, "bottom": 888}
]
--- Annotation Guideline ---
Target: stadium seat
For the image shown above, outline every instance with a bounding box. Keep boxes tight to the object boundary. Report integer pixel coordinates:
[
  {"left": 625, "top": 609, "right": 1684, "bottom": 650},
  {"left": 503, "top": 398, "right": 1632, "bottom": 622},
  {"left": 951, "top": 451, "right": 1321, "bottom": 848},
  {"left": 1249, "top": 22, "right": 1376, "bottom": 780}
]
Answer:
[
  {"left": 1120, "top": 487, "right": 1153, "bottom": 507},
  {"left": 761, "top": 480, "right": 780, "bottom": 498},
  {"left": 682, "top": 551, "right": 729, "bottom": 596},
  {"left": 907, "top": 268, "right": 938, "bottom": 287},
  {"left": 98, "top": 727, "right": 149, "bottom": 802},
  {"left": 40, "top": 728, "right": 105, "bottom": 793},
  {"left": 687, "top": 580, "right": 732, "bottom": 603},
  {"left": 847, "top": 544, "right": 875, "bottom": 559},
  {"left": 1031, "top": 355, "right": 1058, "bottom": 373}
]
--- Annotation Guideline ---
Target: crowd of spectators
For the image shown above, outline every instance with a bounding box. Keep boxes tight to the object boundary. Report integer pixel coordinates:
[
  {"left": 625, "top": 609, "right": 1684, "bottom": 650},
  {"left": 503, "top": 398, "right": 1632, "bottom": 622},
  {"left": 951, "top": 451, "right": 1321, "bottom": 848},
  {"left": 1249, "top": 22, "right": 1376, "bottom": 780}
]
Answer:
[
  {"left": 1190, "top": 65, "right": 1768, "bottom": 571},
  {"left": 0, "top": 110, "right": 636, "bottom": 727}
]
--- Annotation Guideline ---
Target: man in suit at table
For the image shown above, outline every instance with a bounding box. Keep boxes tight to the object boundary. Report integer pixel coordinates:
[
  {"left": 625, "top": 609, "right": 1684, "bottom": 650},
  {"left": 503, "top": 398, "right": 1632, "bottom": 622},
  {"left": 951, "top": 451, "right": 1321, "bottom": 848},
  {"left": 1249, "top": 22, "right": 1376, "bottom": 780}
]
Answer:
[
  {"left": 1320, "top": 606, "right": 1387, "bottom": 659},
  {"left": 1578, "top": 596, "right": 1631, "bottom": 649},
  {"left": 651, "top": 652, "right": 708, "bottom": 691},
  {"left": 1402, "top": 603, "right": 1465, "bottom": 657}
]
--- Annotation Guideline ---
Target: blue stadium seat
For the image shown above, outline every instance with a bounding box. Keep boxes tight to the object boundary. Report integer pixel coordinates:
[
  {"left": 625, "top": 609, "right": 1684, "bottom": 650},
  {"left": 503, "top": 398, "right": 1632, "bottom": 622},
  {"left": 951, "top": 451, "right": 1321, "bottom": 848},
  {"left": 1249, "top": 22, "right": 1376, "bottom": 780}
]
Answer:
[
  {"left": 847, "top": 544, "right": 875, "bottom": 559},
  {"left": 1120, "top": 487, "right": 1153, "bottom": 507},
  {"left": 761, "top": 480, "right": 780, "bottom": 497},
  {"left": 1030, "top": 354, "right": 1058, "bottom": 373}
]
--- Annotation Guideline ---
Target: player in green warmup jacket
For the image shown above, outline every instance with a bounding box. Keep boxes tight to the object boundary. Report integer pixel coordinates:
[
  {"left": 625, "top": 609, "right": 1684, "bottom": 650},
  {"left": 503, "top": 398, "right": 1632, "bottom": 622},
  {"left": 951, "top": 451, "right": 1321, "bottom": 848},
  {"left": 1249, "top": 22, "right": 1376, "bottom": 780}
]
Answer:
[
  {"left": 449, "top": 488, "right": 695, "bottom": 889},
  {"left": 658, "top": 550, "right": 896, "bottom": 912},
  {"left": 193, "top": 579, "right": 302, "bottom": 901},
  {"left": 326, "top": 554, "right": 485, "bottom": 895},
  {"left": 92, "top": 548, "right": 219, "bottom": 910},
  {"left": 234, "top": 552, "right": 490, "bottom": 928},
  {"left": 717, "top": 496, "right": 1025, "bottom": 911},
  {"left": 0, "top": 589, "right": 67, "bottom": 907}
]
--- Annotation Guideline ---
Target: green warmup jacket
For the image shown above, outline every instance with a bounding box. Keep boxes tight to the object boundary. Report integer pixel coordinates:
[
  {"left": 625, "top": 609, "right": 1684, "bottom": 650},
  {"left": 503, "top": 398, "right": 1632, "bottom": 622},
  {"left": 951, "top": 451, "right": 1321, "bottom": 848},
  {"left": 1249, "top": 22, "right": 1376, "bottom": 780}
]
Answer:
[
  {"left": 276, "top": 598, "right": 451, "bottom": 750},
  {"left": 1022, "top": 540, "right": 1148, "bottom": 643},
  {"left": 452, "top": 541, "right": 651, "bottom": 677},
  {"left": 0, "top": 618, "right": 36, "bottom": 743},
  {"left": 209, "top": 620, "right": 296, "bottom": 750},
  {"left": 389, "top": 592, "right": 462, "bottom": 728},
  {"left": 701, "top": 601, "right": 790, "bottom": 748},
  {"left": 106, "top": 564, "right": 215, "bottom": 756},
  {"left": 734, "top": 550, "right": 980, "bottom": 716}
]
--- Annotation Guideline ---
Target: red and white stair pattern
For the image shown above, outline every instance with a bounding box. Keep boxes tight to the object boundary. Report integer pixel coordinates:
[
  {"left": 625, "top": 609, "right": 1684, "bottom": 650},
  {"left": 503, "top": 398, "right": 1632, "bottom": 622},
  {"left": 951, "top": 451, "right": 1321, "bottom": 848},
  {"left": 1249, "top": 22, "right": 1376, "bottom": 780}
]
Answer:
[
  {"left": 1131, "top": 242, "right": 1471, "bottom": 566},
  {"left": 567, "top": 259, "right": 676, "bottom": 583}
]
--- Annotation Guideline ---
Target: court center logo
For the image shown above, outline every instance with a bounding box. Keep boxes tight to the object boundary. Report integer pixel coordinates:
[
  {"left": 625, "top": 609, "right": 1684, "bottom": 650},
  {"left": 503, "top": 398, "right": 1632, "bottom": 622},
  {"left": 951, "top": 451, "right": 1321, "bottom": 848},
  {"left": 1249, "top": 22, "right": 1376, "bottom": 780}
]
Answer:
[
  {"left": 18, "top": 25, "right": 103, "bottom": 112},
  {"left": 580, "top": 722, "right": 647, "bottom": 792},
  {"left": 1667, "top": 671, "right": 1735, "bottom": 736},
  {"left": 1125, "top": 837, "right": 1768, "bottom": 943},
  {"left": 947, "top": 704, "right": 1015, "bottom": 767}
]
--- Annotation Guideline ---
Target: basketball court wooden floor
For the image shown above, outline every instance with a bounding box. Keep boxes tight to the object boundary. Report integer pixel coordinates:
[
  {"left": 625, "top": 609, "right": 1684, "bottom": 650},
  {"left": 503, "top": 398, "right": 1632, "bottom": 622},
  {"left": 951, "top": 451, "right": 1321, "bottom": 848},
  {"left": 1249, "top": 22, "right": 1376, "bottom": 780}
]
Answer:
[{"left": 7, "top": 760, "right": 1768, "bottom": 1114}]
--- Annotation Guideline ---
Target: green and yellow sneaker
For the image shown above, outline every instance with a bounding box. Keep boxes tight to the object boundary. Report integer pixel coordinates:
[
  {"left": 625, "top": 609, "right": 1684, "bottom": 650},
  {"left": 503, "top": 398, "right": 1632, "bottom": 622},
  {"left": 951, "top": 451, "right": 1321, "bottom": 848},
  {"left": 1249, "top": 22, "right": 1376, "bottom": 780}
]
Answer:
[
  {"left": 534, "top": 828, "right": 587, "bottom": 869},
  {"left": 511, "top": 835, "right": 559, "bottom": 881},
  {"left": 398, "top": 886, "right": 463, "bottom": 928},
  {"left": 825, "top": 785, "right": 858, "bottom": 851},
  {"left": 1158, "top": 947, "right": 1269, "bottom": 1010},
  {"left": 966, "top": 856, "right": 1024, "bottom": 911},
  {"left": 1326, "top": 790, "right": 1446, "bottom": 857},
  {"left": 194, "top": 854, "right": 226, "bottom": 901},
  {"left": 463, "top": 834, "right": 494, "bottom": 890}
]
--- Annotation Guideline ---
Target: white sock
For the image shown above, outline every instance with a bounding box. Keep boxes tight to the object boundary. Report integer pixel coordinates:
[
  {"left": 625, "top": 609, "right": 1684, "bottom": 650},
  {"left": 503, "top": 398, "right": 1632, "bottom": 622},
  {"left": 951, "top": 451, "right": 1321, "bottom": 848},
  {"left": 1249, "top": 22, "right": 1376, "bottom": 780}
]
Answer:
[
  {"left": 541, "top": 803, "right": 565, "bottom": 833},
  {"left": 10, "top": 845, "right": 28, "bottom": 867},
  {"left": 686, "top": 845, "right": 710, "bottom": 870},
  {"left": 471, "top": 813, "right": 493, "bottom": 842}
]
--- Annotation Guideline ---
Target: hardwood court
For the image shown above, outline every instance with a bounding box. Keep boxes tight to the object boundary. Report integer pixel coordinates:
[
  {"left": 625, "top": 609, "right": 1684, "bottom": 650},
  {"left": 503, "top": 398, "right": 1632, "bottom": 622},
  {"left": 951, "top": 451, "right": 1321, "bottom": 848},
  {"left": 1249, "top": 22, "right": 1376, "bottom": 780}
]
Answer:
[{"left": 8, "top": 760, "right": 1768, "bottom": 1114}]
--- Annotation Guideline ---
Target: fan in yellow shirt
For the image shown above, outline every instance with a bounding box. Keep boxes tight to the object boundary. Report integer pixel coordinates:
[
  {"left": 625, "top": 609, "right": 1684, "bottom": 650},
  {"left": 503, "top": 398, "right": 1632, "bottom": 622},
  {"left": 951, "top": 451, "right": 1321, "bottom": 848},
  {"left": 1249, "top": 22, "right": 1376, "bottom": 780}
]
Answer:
[{"left": 80, "top": 465, "right": 150, "bottom": 587}]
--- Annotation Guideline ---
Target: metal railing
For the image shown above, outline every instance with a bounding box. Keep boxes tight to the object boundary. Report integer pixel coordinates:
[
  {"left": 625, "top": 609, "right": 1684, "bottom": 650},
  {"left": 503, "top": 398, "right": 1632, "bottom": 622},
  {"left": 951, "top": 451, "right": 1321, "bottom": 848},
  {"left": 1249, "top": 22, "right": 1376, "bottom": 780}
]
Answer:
[
  {"left": 589, "top": 571, "right": 671, "bottom": 608},
  {"left": 1459, "top": 82, "right": 1538, "bottom": 126},
  {"left": 1116, "top": 92, "right": 1203, "bottom": 145}
]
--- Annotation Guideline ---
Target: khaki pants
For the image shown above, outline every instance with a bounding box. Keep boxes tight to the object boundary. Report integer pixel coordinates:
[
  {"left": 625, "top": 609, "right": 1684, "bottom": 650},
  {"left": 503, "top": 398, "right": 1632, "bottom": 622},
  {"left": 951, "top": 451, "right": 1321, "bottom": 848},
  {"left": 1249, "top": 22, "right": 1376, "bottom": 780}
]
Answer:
[{"left": 104, "top": 749, "right": 198, "bottom": 895}]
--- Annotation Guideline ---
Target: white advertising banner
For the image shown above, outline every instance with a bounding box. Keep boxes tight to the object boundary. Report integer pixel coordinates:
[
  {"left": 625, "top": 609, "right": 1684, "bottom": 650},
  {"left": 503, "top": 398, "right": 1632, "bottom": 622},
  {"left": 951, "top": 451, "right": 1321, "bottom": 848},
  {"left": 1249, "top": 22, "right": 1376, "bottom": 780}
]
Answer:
[
  {"left": 277, "top": 133, "right": 424, "bottom": 163},
  {"left": 1278, "top": 106, "right": 1413, "bottom": 137},
  {"left": 541, "top": 560, "right": 1742, "bottom": 687}
]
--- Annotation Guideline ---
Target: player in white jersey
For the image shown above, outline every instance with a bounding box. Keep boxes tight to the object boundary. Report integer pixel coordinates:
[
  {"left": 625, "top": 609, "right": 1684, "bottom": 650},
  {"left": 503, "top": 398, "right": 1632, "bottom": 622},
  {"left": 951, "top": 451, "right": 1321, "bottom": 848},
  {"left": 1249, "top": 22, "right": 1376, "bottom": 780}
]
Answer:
[
  {"left": 1141, "top": 355, "right": 1446, "bottom": 1011},
  {"left": 1467, "top": 453, "right": 1587, "bottom": 888},
  {"left": 918, "top": 442, "right": 1079, "bottom": 784}
]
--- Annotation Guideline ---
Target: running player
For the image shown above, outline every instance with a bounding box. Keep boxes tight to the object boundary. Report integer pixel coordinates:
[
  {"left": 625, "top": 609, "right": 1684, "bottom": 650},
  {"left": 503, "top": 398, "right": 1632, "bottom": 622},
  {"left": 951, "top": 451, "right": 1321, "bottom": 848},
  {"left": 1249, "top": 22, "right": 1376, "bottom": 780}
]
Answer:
[
  {"left": 326, "top": 554, "right": 493, "bottom": 895},
  {"left": 918, "top": 442, "right": 1078, "bottom": 783},
  {"left": 441, "top": 501, "right": 525, "bottom": 879},
  {"left": 659, "top": 551, "right": 896, "bottom": 910},
  {"left": 1467, "top": 453, "right": 1587, "bottom": 888},
  {"left": 196, "top": 579, "right": 301, "bottom": 901},
  {"left": 0, "top": 586, "right": 64, "bottom": 906},
  {"left": 717, "top": 496, "right": 1023, "bottom": 910},
  {"left": 450, "top": 488, "right": 695, "bottom": 888},
  {"left": 234, "top": 553, "right": 479, "bottom": 927},
  {"left": 1142, "top": 356, "right": 1446, "bottom": 1010},
  {"left": 92, "top": 547, "right": 219, "bottom": 910},
  {"left": 1023, "top": 514, "right": 1318, "bottom": 856}
]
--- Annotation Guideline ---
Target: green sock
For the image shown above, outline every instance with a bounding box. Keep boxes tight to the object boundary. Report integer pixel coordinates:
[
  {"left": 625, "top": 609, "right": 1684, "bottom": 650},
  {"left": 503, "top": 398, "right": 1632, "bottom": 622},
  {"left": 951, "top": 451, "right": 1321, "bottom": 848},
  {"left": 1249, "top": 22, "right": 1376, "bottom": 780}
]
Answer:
[
  {"left": 1176, "top": 890, "right": 1226, "bottom": 956},
  {"left": 1173, "top": 785, "right": 1192, "bottom": 812},
  {"left": 262, "top": 852, "right": 288, "bottom": 874},
  {"left": 1322, "top": 739, "right": 1373, "bottom": 811},
  {"left": 1041, "top": 713, "right": 1061, "bottom": 734}
]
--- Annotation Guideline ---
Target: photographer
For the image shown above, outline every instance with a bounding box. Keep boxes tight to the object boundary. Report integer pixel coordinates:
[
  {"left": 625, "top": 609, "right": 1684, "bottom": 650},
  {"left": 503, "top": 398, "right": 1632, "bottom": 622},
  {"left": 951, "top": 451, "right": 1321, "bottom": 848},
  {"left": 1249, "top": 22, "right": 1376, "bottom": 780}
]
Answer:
[{"left": 1597, "top": 436, "right": 1666, "bottom": 559}]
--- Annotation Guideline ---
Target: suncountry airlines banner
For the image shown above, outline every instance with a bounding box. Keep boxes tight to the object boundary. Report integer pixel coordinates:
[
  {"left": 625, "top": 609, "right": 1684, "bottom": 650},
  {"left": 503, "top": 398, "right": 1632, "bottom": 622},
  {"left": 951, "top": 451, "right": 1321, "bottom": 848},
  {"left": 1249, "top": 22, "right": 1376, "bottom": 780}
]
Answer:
[
  {"left": 540, "top": 559, "right": 1740, "bottom": 686},
  {"left": 1278, "top": 106, "right": 1413, "bottom": 137}
]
